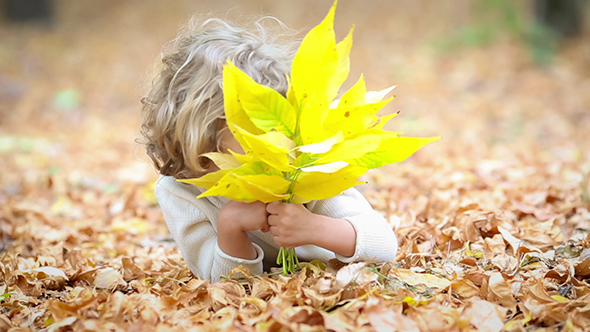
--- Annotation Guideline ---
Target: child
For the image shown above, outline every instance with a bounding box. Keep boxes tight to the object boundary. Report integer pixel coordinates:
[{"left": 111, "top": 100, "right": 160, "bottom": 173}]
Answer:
[{"left": 140, "top": 17, "right": 398, "bottom": 282}]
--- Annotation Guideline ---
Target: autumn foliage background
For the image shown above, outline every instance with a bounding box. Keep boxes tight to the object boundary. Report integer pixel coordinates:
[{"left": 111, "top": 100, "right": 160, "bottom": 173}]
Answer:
[{"left": 1, "top": 1, "right": 590, "bottom": 331}]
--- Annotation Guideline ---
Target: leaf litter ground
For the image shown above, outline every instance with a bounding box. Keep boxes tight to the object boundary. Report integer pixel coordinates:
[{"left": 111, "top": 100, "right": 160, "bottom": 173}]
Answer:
[{"left": 1, "top": 1, "right": 590, "bottom": 331}]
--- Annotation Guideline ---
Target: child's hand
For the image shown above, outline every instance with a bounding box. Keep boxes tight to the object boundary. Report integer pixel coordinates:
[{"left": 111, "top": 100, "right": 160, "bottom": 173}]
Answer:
[
  {"left": 217, "top": 201, "right": 269, "bottom": 260},
  {"left": 266, "top": 201, "right": 357, "bottom": 257},
  {"left": 266, "top": 202, "right": 319, "bottom": 248},
  {"left": 219, "top": 201, "right": 269, "bottom": 232}
]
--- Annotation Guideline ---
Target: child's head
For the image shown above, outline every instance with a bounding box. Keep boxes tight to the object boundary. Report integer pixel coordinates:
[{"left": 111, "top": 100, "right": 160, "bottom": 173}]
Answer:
[{"left": 141, "top": 17, "right": 295, "bottom": 179}]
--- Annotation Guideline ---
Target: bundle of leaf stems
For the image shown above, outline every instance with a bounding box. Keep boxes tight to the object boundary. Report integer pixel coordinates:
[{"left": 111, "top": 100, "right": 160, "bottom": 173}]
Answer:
[{"left": 276, "top": 169, "right": 302, "bottom": 274}]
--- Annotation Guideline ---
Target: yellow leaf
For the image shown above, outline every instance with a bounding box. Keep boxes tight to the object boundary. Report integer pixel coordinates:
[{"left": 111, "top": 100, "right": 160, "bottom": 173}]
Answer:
[
  {"left": 324, "top": 98, "right": 393, "bottom": 138},
  {"left": 366, "top": 85, "right": 396, "bottom": 103},
  {"left": 235, "top": 174, "right": 290, "bottom": 202},
  {"left": 197, "top": 163, "right": 290, "bottom": 202},
  {"left": 223, "top": 62, "right": 264, "bottom": 136},
  {"left": 368, "top": 112, "right": 399, "bottom": 130},
  {"left": 227, "top": 125, "right": 253, "bottom": 154},
  {"left": 195, "top": 172, "right": 254, "bottom": 203},
  {"left": 291, "top": 195, "right": 312, "bottom": 204},
  {"left": 110, "top": 217, "right": 152, "bottom": 235},
  {"left": 303, "top": 259, "right": 326, "bottom": 272},
  {"left": 338, "top": 74, "right": 366, "bottom": 108},
  {"left": 291, "top": 0, "right": 338, "bottom": 106},
  {"left": 298, "top": 92, "right": 329, "bottom": 144},
  {"left": 228, "top": 149, "right": 255, "bottom": 165},
  {"left": 178, "top": 168, "right": 232, "bottom": 190},
  {"left": 293, "top": 165, "right": 366, "bottom": 200},
  {"left": 550, "top": 294, "right": 569, "bottom": 303},
  {"left": 181, "top": 0, "right": 440, "bottom": 213},
  {"left": 402, "top": 296, "right": 430, "bottom": 307},
  {"left": 348, "top": 136, "right": 440, "bottom": 169},
  {"left": 327, "top": 25, "right": 354, "bottom": 102},
  {"left": 199, "top": 171, "right": 289, "bottom": 203},
  {"left": 141, "top": 180, "right": 158, "bottom": 205},
  {"left": 225, "top": 61, "right": 296, "bottom": 137},
  {"left": 235, "top": 161, "right": 283, "bottom": 177},
  {"left": 298, "top": 131, "right": 344, "bottom": 154},
  {"left": 292, "top": 152, "right": 317, "bottom": 169},
  {"left": 317, "top": 131, "right": 397, "bottom": 165},
  {"left": 233, "top": 126, "right": 295, "bottom": 172},
  {"left": 300, "top": 161, "right": 349, "bottom": 173},
  {"left": 392, "top": 269, "right": 451, "bottom": 289},
  {"left": 286, "top": 75, "right": 298, "bottom": 109},
  {"left": 201, "top": 152, "right": 242, "bottom": 169}
]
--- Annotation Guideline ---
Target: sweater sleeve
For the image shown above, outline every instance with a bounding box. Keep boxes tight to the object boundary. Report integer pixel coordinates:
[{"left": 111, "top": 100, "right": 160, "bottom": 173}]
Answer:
[
  {"left": 306, "top": 188, "right": 398, "bottom": 264},
  {"left": 155, "top": 178, "right": 264, "bottom": 282}
]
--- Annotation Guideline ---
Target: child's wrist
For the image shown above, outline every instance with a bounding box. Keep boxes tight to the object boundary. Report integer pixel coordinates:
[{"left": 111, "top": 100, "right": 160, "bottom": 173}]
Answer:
[
  {"left": 217, "top": 218, "right": 257, "bottom": 260},
  {"left": 312, "top": 216, "right": 356, "bottom": 257},
  {"left": 218, "top": 204, "right": 244, "bottom": 232}
]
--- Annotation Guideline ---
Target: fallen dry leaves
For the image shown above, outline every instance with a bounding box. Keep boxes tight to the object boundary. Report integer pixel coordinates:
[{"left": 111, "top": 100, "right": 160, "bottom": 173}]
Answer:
[{"left": 1, "top": 1, "right": 590, "bottom": 331}]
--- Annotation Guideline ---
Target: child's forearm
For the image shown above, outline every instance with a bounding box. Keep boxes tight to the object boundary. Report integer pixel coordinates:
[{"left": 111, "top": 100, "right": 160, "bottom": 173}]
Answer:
[
  {"left": 311, "top": 215, "right": 356, "bottom": 257},
  {"left": 217, "top": 219, "right": 258, "bottom": 260}
]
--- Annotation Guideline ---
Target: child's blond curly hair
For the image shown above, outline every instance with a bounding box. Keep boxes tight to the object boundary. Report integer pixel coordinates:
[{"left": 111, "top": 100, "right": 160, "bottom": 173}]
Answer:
[{"left": 141, "top": 17, "right": 295, "bottom": 179}]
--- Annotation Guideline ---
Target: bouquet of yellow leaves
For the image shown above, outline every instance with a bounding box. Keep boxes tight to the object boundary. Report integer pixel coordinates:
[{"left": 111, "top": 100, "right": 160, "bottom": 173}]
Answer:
[{"left": 180, "top": 1, "right": 440, "bottom": 273}]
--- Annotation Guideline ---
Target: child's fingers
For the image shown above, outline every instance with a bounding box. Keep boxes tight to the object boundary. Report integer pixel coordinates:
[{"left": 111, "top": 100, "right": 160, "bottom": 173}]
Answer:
[
  {"left": 266, "top": 201, "right": 286, "bottom": 214},
  {"left": 267, "top": 214, "right": 279, "bottom": 226},
  {"left": 260, "top": 224, "right": 270, "bottom": 233}
]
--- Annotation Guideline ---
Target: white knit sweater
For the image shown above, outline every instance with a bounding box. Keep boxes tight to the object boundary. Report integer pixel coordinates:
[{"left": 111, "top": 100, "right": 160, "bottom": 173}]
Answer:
[{"left": 155, "top": 175, "right": 398, "bottom": 282}]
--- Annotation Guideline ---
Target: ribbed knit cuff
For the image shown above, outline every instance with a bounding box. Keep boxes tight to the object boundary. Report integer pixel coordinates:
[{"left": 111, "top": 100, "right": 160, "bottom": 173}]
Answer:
[
  {"left": 336, "top": 213, "right": 398, "bottom": 264},
  {"left": 334, "top": 217, "right": 362, "bottom": 263},
  {"left": 212, "top": 242, "right": 264, "bottom": 281}
]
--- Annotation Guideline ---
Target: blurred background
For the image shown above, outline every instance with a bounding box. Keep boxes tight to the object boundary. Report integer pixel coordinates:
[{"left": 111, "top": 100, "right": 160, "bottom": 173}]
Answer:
[{"left": 0, "top": 0, "right": 589, "bottom": 215}]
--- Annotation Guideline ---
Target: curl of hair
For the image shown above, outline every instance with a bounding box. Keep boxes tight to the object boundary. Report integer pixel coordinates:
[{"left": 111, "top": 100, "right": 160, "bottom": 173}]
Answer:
[{"left": 140, "top": 16, "right": 297, "bottom": 179}]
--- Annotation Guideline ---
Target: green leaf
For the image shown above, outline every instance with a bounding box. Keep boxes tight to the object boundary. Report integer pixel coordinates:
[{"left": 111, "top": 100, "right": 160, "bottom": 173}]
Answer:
[
  {"left": 225, "top": 61, "right": 296, "bottom": 137},
  {"left": 0, "top": 293, "right": 11, "bottom": 302}
]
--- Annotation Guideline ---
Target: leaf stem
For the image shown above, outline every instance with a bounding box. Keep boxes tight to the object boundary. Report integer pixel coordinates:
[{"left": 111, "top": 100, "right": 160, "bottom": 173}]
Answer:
[
  {"left": 276, "top": 169, "right": 304, "bottom": 274},
  {"left": 285, "top": 169, "right": 302, "bottom": 203}
]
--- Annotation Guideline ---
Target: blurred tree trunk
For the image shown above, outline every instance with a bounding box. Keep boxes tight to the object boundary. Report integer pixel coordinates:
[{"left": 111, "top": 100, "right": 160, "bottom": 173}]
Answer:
[
  {"left": 3, "top": 0, "right": 53, "bottom": 23},
  {"left": 534, "top": 0, "right": 582, "bottom": 37}
]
